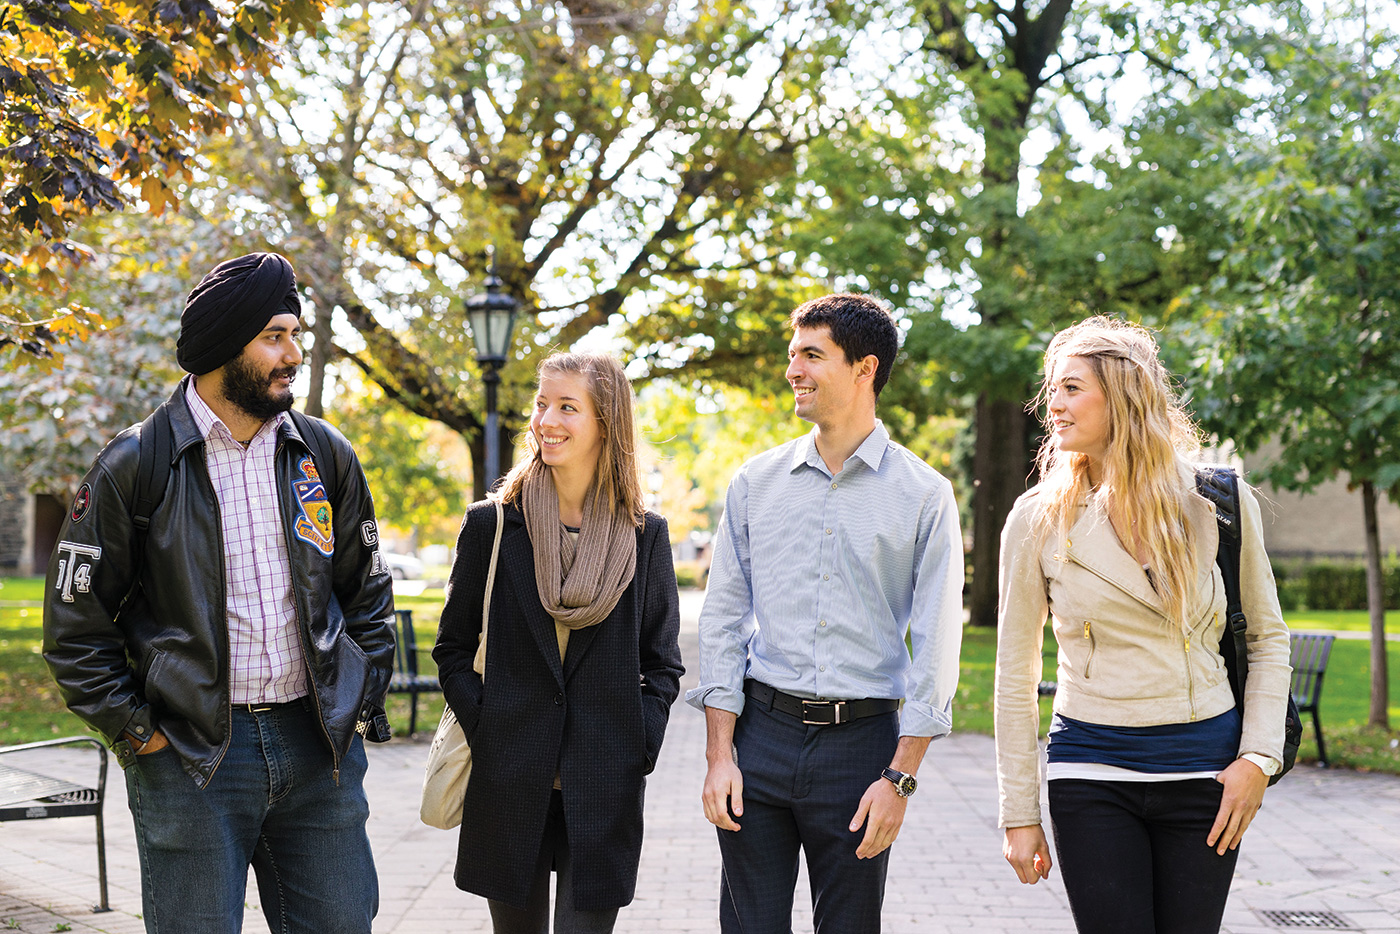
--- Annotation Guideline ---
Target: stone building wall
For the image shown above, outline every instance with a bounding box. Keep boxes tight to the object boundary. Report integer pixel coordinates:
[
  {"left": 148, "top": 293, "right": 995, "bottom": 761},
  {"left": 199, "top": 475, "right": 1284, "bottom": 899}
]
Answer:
[{"left": 1241, "top": 442, "right": 1400, "bottom": 559}]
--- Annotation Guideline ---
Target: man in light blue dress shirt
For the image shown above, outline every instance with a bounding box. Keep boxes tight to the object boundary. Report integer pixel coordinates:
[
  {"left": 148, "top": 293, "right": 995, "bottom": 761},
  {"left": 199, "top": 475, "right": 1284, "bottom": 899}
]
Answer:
[{"left": 686, "top": 293, "right": 965, "bottom": 933}]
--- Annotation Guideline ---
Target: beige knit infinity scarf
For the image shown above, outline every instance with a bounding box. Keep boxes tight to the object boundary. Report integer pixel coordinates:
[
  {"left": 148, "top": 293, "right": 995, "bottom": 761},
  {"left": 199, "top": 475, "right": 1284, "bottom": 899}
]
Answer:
[{"left": 522, "top": 470, "right": 637, "bottom": 630}]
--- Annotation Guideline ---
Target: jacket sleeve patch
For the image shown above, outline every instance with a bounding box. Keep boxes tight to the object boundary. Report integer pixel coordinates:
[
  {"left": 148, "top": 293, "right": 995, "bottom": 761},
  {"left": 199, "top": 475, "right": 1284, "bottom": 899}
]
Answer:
[
  {"left": 70, "top": 483, "right": 92, "bottom": 522},
  {"left": 54, "top": 541, "right": 102, "bottom": 603},
  {"left": 292, "top": 456, "right": 334, "bottom": 555}
]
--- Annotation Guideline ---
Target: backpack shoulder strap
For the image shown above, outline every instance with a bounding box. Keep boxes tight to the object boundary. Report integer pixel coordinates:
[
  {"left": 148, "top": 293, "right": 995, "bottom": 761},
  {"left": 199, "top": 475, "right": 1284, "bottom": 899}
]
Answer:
[
  {"left": 1194, "top": 465, "right": 1248, "bottom": 706},
  {"left": 288, "top": 408, "right": 339, "bottom": 503},
  {"left": 132, "top": 403, "right": 175, "bottom": 533}
]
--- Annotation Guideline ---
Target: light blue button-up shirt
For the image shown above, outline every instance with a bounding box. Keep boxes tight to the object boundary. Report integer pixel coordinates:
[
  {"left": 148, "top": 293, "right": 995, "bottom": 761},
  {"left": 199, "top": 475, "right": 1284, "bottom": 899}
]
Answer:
[{"left": 685, "top": 421, "right": 965, "bottom": 737}]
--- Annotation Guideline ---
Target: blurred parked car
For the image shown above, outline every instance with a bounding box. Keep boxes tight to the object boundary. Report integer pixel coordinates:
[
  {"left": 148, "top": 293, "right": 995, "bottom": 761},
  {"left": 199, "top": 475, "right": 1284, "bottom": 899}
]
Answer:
[{"left": 383, "top": 552, "right": 424, "bottom": 580}]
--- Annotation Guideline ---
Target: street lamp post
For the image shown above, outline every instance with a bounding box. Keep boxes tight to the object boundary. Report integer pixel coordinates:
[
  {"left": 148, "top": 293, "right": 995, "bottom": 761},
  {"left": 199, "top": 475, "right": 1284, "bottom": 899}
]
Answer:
[{"left": 465, "top": 261, "right": 520, "bottom": 492}]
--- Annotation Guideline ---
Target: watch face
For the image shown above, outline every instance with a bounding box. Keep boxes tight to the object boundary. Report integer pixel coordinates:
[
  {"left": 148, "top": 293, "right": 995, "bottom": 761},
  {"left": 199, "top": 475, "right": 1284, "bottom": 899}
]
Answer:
[{"left": 898, "top": 774, "right": 918, "bottom": 796}]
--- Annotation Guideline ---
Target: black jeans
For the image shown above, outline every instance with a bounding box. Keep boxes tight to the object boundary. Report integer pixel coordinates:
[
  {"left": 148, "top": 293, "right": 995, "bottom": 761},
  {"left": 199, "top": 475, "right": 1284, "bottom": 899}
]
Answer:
[{"left": 1048, "top": 778, "right": 1239, "bottom": 934}]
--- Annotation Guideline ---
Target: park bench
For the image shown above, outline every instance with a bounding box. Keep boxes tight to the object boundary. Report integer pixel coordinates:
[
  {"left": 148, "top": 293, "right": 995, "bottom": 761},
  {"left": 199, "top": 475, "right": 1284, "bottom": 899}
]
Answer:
[
  {"left": 1034, "top": 632, "right": 1335, "bottom": 765},
  {"left": 1290, "top": 632, "right": 1335, "bottom": 767},
  {"left": 0, "top": 736, "right": 110, "bottom": 912},
  {"left": 387, "top": 608, "right": 440, "bottom": 736}
]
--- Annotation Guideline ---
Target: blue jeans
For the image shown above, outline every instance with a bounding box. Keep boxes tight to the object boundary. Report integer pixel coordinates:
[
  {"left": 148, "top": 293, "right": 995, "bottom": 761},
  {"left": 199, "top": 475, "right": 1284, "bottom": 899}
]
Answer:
[
  {"left": 1049, "top": 778, "right": 1240, "bottom": 934},
  {"left": 717, "top": 697, "right": 899, "bottom": 934},
  {"left": 124, "top": 700, "right": 378, "bottom": 934}
]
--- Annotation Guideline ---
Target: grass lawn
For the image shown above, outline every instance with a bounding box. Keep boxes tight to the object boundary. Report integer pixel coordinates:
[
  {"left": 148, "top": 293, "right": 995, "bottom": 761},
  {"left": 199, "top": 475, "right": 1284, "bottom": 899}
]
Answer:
[{"left": 9, "top": 575, "right": 1400, "bottom": 772}]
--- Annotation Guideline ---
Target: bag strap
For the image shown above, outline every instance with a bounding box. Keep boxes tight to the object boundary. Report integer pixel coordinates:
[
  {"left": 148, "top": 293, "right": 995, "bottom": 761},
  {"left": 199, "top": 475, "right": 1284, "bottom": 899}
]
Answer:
[
  {"left": 473, "top": 498, "right": 504, "bottom": 678},
  {"left": 132, "top": 403, "right": 174, "bottom": 535},
  {"left": 288, "top": 408, "right": 339, "bottom": 503},
  {"left": 1194, "top": 466, "right": 1249, "bottom": 707}
]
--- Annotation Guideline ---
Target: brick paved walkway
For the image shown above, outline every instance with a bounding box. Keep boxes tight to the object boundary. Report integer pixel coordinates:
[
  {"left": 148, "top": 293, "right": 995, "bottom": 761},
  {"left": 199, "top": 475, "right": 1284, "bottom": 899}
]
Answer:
[{"left": 4, "top": 592, "right": 1400, "bottom": 932}]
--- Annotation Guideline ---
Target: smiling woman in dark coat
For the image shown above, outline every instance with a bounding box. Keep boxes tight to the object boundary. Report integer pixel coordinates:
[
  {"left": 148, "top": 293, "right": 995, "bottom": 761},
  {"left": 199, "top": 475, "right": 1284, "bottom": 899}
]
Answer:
[{"left": 434, "top": 351, "right": 684, "bottom": 934}]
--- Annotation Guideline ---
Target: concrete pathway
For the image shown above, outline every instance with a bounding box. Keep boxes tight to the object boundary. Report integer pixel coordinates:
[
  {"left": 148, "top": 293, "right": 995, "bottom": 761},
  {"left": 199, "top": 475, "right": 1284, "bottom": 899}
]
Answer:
[{"left": 3, "top": 592, "right": 1399, "bottom": 932}]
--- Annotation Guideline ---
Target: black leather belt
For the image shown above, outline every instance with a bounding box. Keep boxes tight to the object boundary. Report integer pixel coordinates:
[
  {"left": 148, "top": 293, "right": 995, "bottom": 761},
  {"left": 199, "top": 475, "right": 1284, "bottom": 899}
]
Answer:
[{"left": 744, "top": 680, "right": 899, "bottom": 726}]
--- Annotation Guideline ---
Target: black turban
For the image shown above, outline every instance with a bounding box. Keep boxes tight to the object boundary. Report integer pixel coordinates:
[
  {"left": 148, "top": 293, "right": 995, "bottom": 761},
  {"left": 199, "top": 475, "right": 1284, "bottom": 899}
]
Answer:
[{"left": 177, "top": 252, "right": 302, "bottom": 375}]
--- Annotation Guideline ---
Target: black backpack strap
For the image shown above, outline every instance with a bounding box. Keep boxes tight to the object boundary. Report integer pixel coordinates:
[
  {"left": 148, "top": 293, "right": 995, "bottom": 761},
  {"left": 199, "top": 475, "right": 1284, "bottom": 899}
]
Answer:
[
  {"left": 1194, "top": 466, "right": 1249, "bottom": 707},
  {"left": 288, "top": 409, "right": 339, "bottom": 503},
  {"left": 121, "top": 401, "right": 176, "bottom": 613},
  {"left": 133, "top": 403, "right": 174, "bottom": 534}
]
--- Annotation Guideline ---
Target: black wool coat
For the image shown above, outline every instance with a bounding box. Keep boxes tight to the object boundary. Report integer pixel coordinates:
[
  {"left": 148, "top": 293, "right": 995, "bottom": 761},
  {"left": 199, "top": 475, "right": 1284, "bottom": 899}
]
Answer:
[{"left": 433, "top": 500, "right": 684, "bottom": 911}]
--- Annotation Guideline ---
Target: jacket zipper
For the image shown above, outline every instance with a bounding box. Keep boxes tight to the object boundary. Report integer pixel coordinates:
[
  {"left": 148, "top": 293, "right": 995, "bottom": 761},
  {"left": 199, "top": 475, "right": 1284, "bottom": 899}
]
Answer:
[
  {"left": 1064, "top": 551, "right": 1166, "bottom": 620},
  {"left": 1065, "top": 549, "right": 1206, "bottom": 718},
  {"left": 206, "top": 469, "right": 233, "bottom": 786},
  {"left": 1082, "top": 620, "right": 1096, "bottom": 678},
  {"left": 279, "top": 436, "right": 342, "bottom": 785},
  {"left": 1183, "top": 631, "right": 1196, "bottom": 720}
]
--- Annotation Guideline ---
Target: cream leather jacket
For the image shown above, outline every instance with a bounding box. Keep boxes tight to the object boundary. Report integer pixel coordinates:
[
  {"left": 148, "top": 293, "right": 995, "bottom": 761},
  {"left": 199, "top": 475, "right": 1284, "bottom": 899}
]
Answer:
[{"left": 993, "top": 472, "right": 1292, "bottom": 829}]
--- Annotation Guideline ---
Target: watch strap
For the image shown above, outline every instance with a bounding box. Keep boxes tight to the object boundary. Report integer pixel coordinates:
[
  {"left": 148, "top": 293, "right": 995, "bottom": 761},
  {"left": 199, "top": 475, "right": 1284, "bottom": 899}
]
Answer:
[{"left": 1241, "top": 752, "right": 1280, "bottom": 776}]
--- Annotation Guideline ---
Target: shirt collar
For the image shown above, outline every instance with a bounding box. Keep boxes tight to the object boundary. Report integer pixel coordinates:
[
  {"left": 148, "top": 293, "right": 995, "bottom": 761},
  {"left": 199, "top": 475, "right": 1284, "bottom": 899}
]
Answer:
[
  {"left": 789, "top": 420, "right": 892, "bottom": 475},
  {"left": 185, "top": 378, "right": 287, "bottom": 447}
]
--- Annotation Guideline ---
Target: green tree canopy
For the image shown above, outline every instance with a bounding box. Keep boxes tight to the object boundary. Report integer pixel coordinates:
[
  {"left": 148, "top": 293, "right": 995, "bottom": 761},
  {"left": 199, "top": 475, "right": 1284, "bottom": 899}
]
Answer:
[{"left": 1183, "top": 4, "right": 1400, "bottom": 724}]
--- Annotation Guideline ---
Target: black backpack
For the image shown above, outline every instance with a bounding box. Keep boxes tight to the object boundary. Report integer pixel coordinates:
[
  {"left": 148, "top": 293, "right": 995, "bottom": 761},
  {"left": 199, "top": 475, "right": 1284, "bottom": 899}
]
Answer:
[
  {"left": 130, "top": 398, "right": 339, "bottom": 543},
  {"left": 1194, "top": 466, "right": 1303, "bottom": 785}
]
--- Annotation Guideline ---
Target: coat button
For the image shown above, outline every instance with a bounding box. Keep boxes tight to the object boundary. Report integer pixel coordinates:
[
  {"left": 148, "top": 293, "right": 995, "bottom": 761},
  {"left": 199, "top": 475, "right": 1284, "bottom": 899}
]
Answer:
[{"left": 554, "top": 692, "right": 564, "bottom": 706}]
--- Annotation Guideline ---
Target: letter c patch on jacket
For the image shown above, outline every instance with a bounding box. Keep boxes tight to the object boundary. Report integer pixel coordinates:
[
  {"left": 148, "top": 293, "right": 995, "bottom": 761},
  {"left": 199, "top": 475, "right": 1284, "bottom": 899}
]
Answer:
[{"left": 292, "top": 456, "right": 334, "bottom": 555}]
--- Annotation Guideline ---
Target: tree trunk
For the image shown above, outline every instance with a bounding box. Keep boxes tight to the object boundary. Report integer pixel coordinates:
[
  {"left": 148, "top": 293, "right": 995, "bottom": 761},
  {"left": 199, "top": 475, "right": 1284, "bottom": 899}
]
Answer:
[
  {"left": 1362, "top": 480, "right": 1390, "bottom": 728},
  {"left": 302, "top": 305, "right": 334, "bottom": 419},
  {"left": 968, "top": 392, "right": 1032, "bottom": 626}
]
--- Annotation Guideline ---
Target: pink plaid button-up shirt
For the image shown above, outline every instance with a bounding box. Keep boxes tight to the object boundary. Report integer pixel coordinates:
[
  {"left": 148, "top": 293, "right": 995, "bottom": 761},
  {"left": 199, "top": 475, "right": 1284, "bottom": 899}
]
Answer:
[{"left": 186, "top": 381, "right": 308, "bottom": 704}]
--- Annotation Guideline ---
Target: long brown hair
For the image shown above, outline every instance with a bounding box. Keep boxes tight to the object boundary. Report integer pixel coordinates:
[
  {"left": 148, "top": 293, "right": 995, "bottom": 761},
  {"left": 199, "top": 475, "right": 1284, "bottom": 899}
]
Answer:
[
  {"left": 1032, "top": 316, "right": 1202, "bottom": 630},
  {"left": 495, "top": 352, "right": 646, "bottom": 528}
]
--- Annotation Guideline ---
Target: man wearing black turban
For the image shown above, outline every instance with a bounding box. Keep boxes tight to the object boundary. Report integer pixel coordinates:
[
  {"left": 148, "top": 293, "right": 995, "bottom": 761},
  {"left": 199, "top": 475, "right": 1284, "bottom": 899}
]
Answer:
[{"left": 44, "top": 252, "right": 397, "bottom": 934}]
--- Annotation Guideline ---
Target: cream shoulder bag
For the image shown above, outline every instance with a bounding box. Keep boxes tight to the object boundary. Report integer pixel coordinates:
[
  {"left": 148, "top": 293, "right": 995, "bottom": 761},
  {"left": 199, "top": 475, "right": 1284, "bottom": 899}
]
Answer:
[{"left": 420, "top": 498, "right": 503, "bottom": 830}]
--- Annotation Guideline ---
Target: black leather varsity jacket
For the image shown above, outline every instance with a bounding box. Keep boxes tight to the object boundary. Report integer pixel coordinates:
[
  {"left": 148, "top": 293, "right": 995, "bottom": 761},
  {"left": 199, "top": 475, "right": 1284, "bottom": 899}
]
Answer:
[{"left": 42, "top": 379, "right": 396, "bottom": 786}]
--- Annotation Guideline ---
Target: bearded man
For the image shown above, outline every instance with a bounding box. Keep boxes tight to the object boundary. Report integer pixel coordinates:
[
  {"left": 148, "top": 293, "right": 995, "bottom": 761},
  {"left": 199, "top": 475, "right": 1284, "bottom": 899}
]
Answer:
[{"left": 43, "top": 252, "right": 396, "bottom": 934}]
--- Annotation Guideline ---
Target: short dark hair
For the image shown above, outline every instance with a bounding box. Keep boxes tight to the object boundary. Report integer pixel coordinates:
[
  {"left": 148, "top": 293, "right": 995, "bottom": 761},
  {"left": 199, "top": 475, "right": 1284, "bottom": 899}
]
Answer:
[{"left": 788, "top": 293, "right": 899, "bottom": 397}]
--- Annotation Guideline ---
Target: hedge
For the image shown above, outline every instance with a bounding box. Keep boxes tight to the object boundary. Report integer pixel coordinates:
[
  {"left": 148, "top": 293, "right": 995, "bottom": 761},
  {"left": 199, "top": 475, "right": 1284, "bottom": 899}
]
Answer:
[{"left": 1271, "top": 559, "right": 1400, "bottom": 611}]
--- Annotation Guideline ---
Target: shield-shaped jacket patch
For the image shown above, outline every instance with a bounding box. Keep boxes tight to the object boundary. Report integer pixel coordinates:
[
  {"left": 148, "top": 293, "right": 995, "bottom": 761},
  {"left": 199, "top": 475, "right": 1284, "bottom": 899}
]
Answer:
[{"left": 292, "top": 456, "right": 334, "bottom": 555}]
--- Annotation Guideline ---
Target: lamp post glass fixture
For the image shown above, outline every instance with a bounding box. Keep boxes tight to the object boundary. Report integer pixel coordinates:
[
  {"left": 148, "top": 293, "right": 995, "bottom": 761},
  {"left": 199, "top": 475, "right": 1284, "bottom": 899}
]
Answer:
[{"left": 465, "top": 266, "right": 519, "bottom": 491}]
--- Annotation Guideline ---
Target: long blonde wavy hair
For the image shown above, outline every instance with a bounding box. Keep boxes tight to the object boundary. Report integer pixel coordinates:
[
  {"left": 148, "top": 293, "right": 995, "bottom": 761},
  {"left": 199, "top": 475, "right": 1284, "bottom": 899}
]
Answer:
[
  {"left": 496, "top": 352, "right": 646, "bottom": 528},
  {"left": 1032, "top": 316, "right": 1203, "bottom": 630}
]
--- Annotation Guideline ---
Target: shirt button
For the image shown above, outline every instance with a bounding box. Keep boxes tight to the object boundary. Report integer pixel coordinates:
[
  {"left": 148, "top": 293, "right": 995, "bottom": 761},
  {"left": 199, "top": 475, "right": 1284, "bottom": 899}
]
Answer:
[
  {"left": 820, "top": 621, "right": 827, "bottom": 627},
  {"left": 819, "top": 665, "right": 826, "bottom": 672},
  {"left": 823, "top": 574, "right": 830, "bottom": 581},
  {"left": 825, "top": 528, "right": 833, "bottom": 535},
  {"left": 831, "top": 482, "right": 838, "bottom": 490}
]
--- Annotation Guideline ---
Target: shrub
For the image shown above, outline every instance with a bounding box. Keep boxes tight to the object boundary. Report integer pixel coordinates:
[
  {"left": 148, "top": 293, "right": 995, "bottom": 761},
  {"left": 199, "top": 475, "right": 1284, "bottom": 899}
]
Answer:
[{"left": 1271, "top": 558, "right": 1400, "bottom": 610}]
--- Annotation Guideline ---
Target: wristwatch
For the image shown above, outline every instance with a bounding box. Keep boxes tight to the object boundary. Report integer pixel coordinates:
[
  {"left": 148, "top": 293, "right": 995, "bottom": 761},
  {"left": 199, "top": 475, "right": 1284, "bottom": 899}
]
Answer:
[
  {"left": 1241, "top": 753, "right": 1280, "bottom": 777},
  {"left": 881, "top": 767, "right": 918, "bottom": 797}
]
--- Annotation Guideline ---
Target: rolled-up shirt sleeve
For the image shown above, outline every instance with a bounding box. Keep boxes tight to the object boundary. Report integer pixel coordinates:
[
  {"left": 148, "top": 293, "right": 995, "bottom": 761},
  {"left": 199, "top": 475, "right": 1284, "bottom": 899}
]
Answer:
[
  {"left": 898, "top": 478, "right": 965, "bottom": 738},
  {"left": 684, "top": 469, "right": 754, "bottom": 716}
]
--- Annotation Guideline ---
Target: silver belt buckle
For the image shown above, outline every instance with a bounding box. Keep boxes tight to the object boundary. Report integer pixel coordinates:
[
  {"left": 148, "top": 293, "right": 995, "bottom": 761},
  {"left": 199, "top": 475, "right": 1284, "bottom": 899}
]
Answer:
[{"left": 801, "top": 700, "right": 845, "bottom": 725}]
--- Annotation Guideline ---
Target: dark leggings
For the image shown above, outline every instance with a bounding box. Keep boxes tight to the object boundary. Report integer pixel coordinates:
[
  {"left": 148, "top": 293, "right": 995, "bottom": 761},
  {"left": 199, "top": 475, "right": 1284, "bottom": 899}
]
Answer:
[
  {"left": 1048, "top": 778, "right": 1239, "bottom": 934},
  {"left": 487, "top": 790, "right": 619, "bottom": 934}
]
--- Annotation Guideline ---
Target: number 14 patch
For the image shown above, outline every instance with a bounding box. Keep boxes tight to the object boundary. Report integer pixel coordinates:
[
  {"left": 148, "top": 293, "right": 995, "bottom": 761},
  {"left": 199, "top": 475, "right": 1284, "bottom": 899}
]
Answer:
[{"left": 54, "top": 541, "right": 102, "bottom": 603}]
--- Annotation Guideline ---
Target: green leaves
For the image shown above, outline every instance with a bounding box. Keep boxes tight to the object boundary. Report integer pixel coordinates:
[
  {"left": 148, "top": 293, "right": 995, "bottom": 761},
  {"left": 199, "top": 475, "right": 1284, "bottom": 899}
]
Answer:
[
  {"left": 1186, "top": 10, "right": 1400, "bottom": 498},
  {"left": 0, "top": 0, "right": 326, "bottom": 359}
]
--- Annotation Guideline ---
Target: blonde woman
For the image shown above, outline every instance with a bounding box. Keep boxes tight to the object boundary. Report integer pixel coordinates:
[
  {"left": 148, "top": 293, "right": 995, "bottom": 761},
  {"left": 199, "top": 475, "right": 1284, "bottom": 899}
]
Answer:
[
  {"left": 994, "top": 317, "right": 1291, "bottom": 933},
  {"left": 434, "top": 352, "right": 684, "bottom": 933}
]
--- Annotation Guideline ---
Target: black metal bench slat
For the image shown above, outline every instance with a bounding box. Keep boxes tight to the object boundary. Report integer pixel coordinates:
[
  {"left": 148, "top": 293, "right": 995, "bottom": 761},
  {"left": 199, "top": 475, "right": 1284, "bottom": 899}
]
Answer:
[
  {"left": 0, "top": 764, "right": 93, "bottom": 807},
  {"left": 386, "top": 608, "right": 441, "bottom": 735},
  {"left": 1289, "top": 632, "right": 1335, "bottom": 766},
  {"left": 0, "top": 736, "right": 110, "bottom": 911}
]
